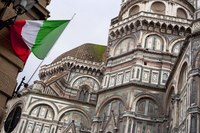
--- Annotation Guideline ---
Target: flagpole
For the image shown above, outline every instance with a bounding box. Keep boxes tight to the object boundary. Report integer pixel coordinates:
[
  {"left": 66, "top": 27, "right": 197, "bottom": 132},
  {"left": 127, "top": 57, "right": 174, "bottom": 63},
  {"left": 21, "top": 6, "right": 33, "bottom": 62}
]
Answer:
[
  {"left": 71, "top": 13, "right": 76, "bottom": 20},
  {"left": 26, "top": 14, "right": 76, "bottom": 85},
  {"left": 26, "top": 59, "right": 45, "bottom": 84}
]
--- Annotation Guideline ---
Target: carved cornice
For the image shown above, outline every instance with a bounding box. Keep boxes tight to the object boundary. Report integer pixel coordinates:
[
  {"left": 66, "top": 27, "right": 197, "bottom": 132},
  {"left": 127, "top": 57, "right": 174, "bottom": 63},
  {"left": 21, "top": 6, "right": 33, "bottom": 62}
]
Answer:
[
  {"left": 107, "top": 48, "right": 177, "bottom": 67},
  {"left": 98, "top": 80, "right": 166, "bottom": 94},
  {"left": 39, "top": 56, "right": 105, "bottom": 79},
  {"left": 110, "top": 11, "right": 192, "bottom": 30}
]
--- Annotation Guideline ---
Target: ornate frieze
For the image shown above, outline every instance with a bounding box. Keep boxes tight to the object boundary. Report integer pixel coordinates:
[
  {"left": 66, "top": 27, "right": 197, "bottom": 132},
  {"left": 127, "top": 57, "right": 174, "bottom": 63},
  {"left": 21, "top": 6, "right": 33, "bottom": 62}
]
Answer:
[
  {"left": 39, "top": 56, "right": 104, "bottom": 80},
  {"left": 103, "top": 65, "right": 170, "bottom": 89}
]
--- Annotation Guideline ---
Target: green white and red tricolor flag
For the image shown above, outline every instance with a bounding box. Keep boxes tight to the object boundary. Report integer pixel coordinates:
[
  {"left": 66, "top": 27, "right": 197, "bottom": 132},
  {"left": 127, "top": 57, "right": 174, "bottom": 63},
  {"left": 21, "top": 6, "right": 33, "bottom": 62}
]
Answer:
[{"left": 10, "top": 20, "right": 70, "bottom": 63}]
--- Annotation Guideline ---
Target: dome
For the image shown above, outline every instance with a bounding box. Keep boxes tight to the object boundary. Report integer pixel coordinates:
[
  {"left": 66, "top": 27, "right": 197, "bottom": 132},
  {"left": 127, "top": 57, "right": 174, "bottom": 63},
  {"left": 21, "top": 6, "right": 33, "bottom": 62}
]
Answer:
[{"left": 52, "top": 43, "right": 107, "bottom": 63}]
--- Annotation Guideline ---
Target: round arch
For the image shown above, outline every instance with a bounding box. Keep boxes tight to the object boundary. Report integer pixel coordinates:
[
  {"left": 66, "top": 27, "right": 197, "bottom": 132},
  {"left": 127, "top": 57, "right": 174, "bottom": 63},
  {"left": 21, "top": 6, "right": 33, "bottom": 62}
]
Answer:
[
  {"left": 58, "top": 108, "right": 91, "bottom": 125},
  {"left": 96, "top": 96, "right": 128, "bottom": 116},
  {"left": 131, "top": 94, "right": 162, "bottom": 113},
  {"left": 129, "top": 5, "right": 140, "bottom": 16},
  {"left": 169, "top": 38, "right": 185, "bottom": 54},
  {"left": 111, "top": 36, "right": 137, "bottom": 57},
  {"left": 70, "top": 75, "right": 101, "bottom": 92},
  {"left": 142, "top": 33, "right": 167, "bottom": 52},
  {"left": 177, "top": 8, "right": 187, "bottom": 19},
  {"left": 7, "top": 100, "right": 25, "bottom": 113},
  {"left": 29, "top": 104, "right": 55, "bottom": 121},
  {"left": 26, "top": 100, "right": 59, "bottom": 120},
  {"left": 150, "top": 1, "right": 166, "bottom": 15}
]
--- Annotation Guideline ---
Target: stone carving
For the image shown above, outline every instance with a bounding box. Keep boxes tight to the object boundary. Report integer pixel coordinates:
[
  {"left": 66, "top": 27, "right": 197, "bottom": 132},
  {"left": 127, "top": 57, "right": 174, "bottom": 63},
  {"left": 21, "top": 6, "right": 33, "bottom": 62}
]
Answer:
[
  {"left": 72, "top": 77, "right": 99, "bottom": 91},
  {"left": 116, "top": 74, "right": 123, "bottom": 85},
  {"left": 151, "top": 72, "right": 159, "bottom": 84},
  {"left": 192, "top": 21, "right": 200, "bottom": 33},
  {"left": 191, "top": 39, "right": 200, "bottom": 67},
  {"left": 124, "top": 71, "right": 130, "bottom": 83},
  {"left": 109, "top": 76, "right": 116, "bottom": 87},
  {"left": 142, "top": 70, "right": 150, "bottom": 83}
]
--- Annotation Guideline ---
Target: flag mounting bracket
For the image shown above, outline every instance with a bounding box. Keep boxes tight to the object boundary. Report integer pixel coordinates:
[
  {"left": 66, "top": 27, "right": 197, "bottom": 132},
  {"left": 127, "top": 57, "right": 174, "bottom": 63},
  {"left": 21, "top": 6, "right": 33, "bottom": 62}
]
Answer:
[{"left": 13, "top": 76, "right": 28, "bottom": 98}]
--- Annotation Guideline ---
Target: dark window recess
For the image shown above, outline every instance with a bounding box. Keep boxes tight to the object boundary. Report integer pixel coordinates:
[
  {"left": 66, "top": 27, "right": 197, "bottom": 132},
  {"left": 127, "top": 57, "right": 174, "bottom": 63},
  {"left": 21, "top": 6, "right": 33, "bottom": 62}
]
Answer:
[{"left": 4, "top": 106, "right": 22, "bottom": 133}]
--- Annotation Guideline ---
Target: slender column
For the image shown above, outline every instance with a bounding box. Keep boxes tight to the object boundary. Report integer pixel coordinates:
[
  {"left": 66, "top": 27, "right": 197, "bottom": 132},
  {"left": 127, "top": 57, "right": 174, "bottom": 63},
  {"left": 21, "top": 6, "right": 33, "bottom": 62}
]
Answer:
[
  {"left": 88, "top": 93, "right": 91, "bottom": 103},
  {"left": 21, "top": 119, "right": 27, "bottom": 133},
  {"left": 197, "top": 114, "right": 199, "bottom": 133},
  {"left": 124, "top": 117, "right": 130, "bottom": 133},
  {"left": 130, "top": 118, "right": 134, "bottom": 133},
  {"left": 173, "top": 99, "right": 179, "bottom": 127},
  {"left": 190, "top": 113, "right": 197, "bottom": 133}
]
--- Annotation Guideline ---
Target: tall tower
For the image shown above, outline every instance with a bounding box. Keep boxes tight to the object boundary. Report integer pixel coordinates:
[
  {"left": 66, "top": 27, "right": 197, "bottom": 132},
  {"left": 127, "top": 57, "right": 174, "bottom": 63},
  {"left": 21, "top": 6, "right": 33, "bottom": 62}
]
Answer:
[{"left": 92, "top": 0, "right": 194, "bottom": 132}]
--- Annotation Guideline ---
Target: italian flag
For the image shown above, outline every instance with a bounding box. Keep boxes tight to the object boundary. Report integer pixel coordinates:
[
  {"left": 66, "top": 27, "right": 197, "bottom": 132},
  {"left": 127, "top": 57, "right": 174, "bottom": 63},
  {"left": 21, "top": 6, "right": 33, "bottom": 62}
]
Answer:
[{"left": 10, "top": 20, "right": 70, "bottom": 63}]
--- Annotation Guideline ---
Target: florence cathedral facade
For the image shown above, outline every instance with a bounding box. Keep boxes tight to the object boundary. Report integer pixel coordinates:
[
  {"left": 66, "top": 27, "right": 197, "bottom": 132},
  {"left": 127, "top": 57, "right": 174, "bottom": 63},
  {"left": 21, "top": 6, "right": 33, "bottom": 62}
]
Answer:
[{"left": 3, "top": 0, "right": 200, "bottom": 133}]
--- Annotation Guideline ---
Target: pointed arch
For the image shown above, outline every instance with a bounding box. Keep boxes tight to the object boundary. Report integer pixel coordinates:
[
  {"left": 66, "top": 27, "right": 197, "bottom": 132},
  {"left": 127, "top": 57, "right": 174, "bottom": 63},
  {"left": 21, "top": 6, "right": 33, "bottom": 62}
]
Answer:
[
  {"left": 155, "top": 22, "right": 161, "bottom": 28},
  {"left": 135, "top": 20, "right": 141, "bottom": 28},
  {"left": 186, "top": 27, "right": 192, "bottom": 34},
  {"left": 180, "top": 26, "right": 185, "bottom": 32},
  {"left": 161, "top": 23, "right": 167, "bottom": 29},
  {"left": 149, "top": 21, "right": 155, "bottom": 27}
]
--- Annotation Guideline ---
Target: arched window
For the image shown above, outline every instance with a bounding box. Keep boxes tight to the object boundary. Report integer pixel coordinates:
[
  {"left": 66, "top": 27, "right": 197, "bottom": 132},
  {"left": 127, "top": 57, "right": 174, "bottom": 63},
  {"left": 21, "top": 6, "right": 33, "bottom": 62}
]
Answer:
[
  {"left": 79, "top": 85, "right": 90, "bottom": 102},
  {"left": 145, "top": 35, "right": 164, "bottom": 51},
  {"left": 151, "top": 2, "right": 165, "bottom": 15},
  {"left": 178, "top": 63, "right": 188, "bottom": 91},
  {"left": 114, "top": 38, "right": 135, "bottom": 56},
  {"left": 30, "top": 105, "right": 54, "bottom": 120},
  {"left": 99, "top": 100, "right": 126, "bottom": 132},
  {"left": 25, "top": 105, "right": 54, "bottom": 133},
  {"left": 136, "top": 99, "right": 158, "bottom": 116},
  {"left": 129, "top": 5, "right": 139, "bottom": 16},
  {"left": 177, "top": 8, "right": 187, "bottom": 19},
  {"left": 171, "top": 41, "right": 184, "bottom": 55},
  {"left": 60, "top": 111, "right": 90, "bottom": 130},
  {"left": 100, "top": 100, "right": 125, "bottom": 117}
]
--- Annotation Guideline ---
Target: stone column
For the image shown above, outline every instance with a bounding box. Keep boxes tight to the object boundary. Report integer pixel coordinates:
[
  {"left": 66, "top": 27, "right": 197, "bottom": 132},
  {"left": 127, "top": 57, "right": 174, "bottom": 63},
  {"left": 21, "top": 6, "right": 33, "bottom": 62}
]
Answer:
[
  {"left": 88, "top": 93, "right": 91, "bottom": 103},
  {"left": 124, "top": 117, "right": 130, "bottom": 133},
  {"left": 173, "top": 97, "right": 179, "bottom": 128},
  {"left": 130, "top": 118, "right": 135, "bottom": 133},
  {"left": 190, "top": 113, "right": 197, "bottom": 133}
]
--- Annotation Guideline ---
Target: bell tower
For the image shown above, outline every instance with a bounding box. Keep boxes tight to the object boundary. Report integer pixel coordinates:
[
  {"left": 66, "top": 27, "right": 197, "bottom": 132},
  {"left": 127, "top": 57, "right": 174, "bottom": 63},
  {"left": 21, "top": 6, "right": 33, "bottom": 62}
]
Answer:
[{"left": 92, "top": 0, "right": 194, "bottom": 132}]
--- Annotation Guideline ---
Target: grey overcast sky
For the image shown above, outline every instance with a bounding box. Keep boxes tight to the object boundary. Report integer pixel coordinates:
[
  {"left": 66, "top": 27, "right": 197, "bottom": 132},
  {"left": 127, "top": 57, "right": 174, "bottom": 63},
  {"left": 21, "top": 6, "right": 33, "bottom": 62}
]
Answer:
[{"left": 17, "top": 0, "right": 121, "bottom": 84}]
